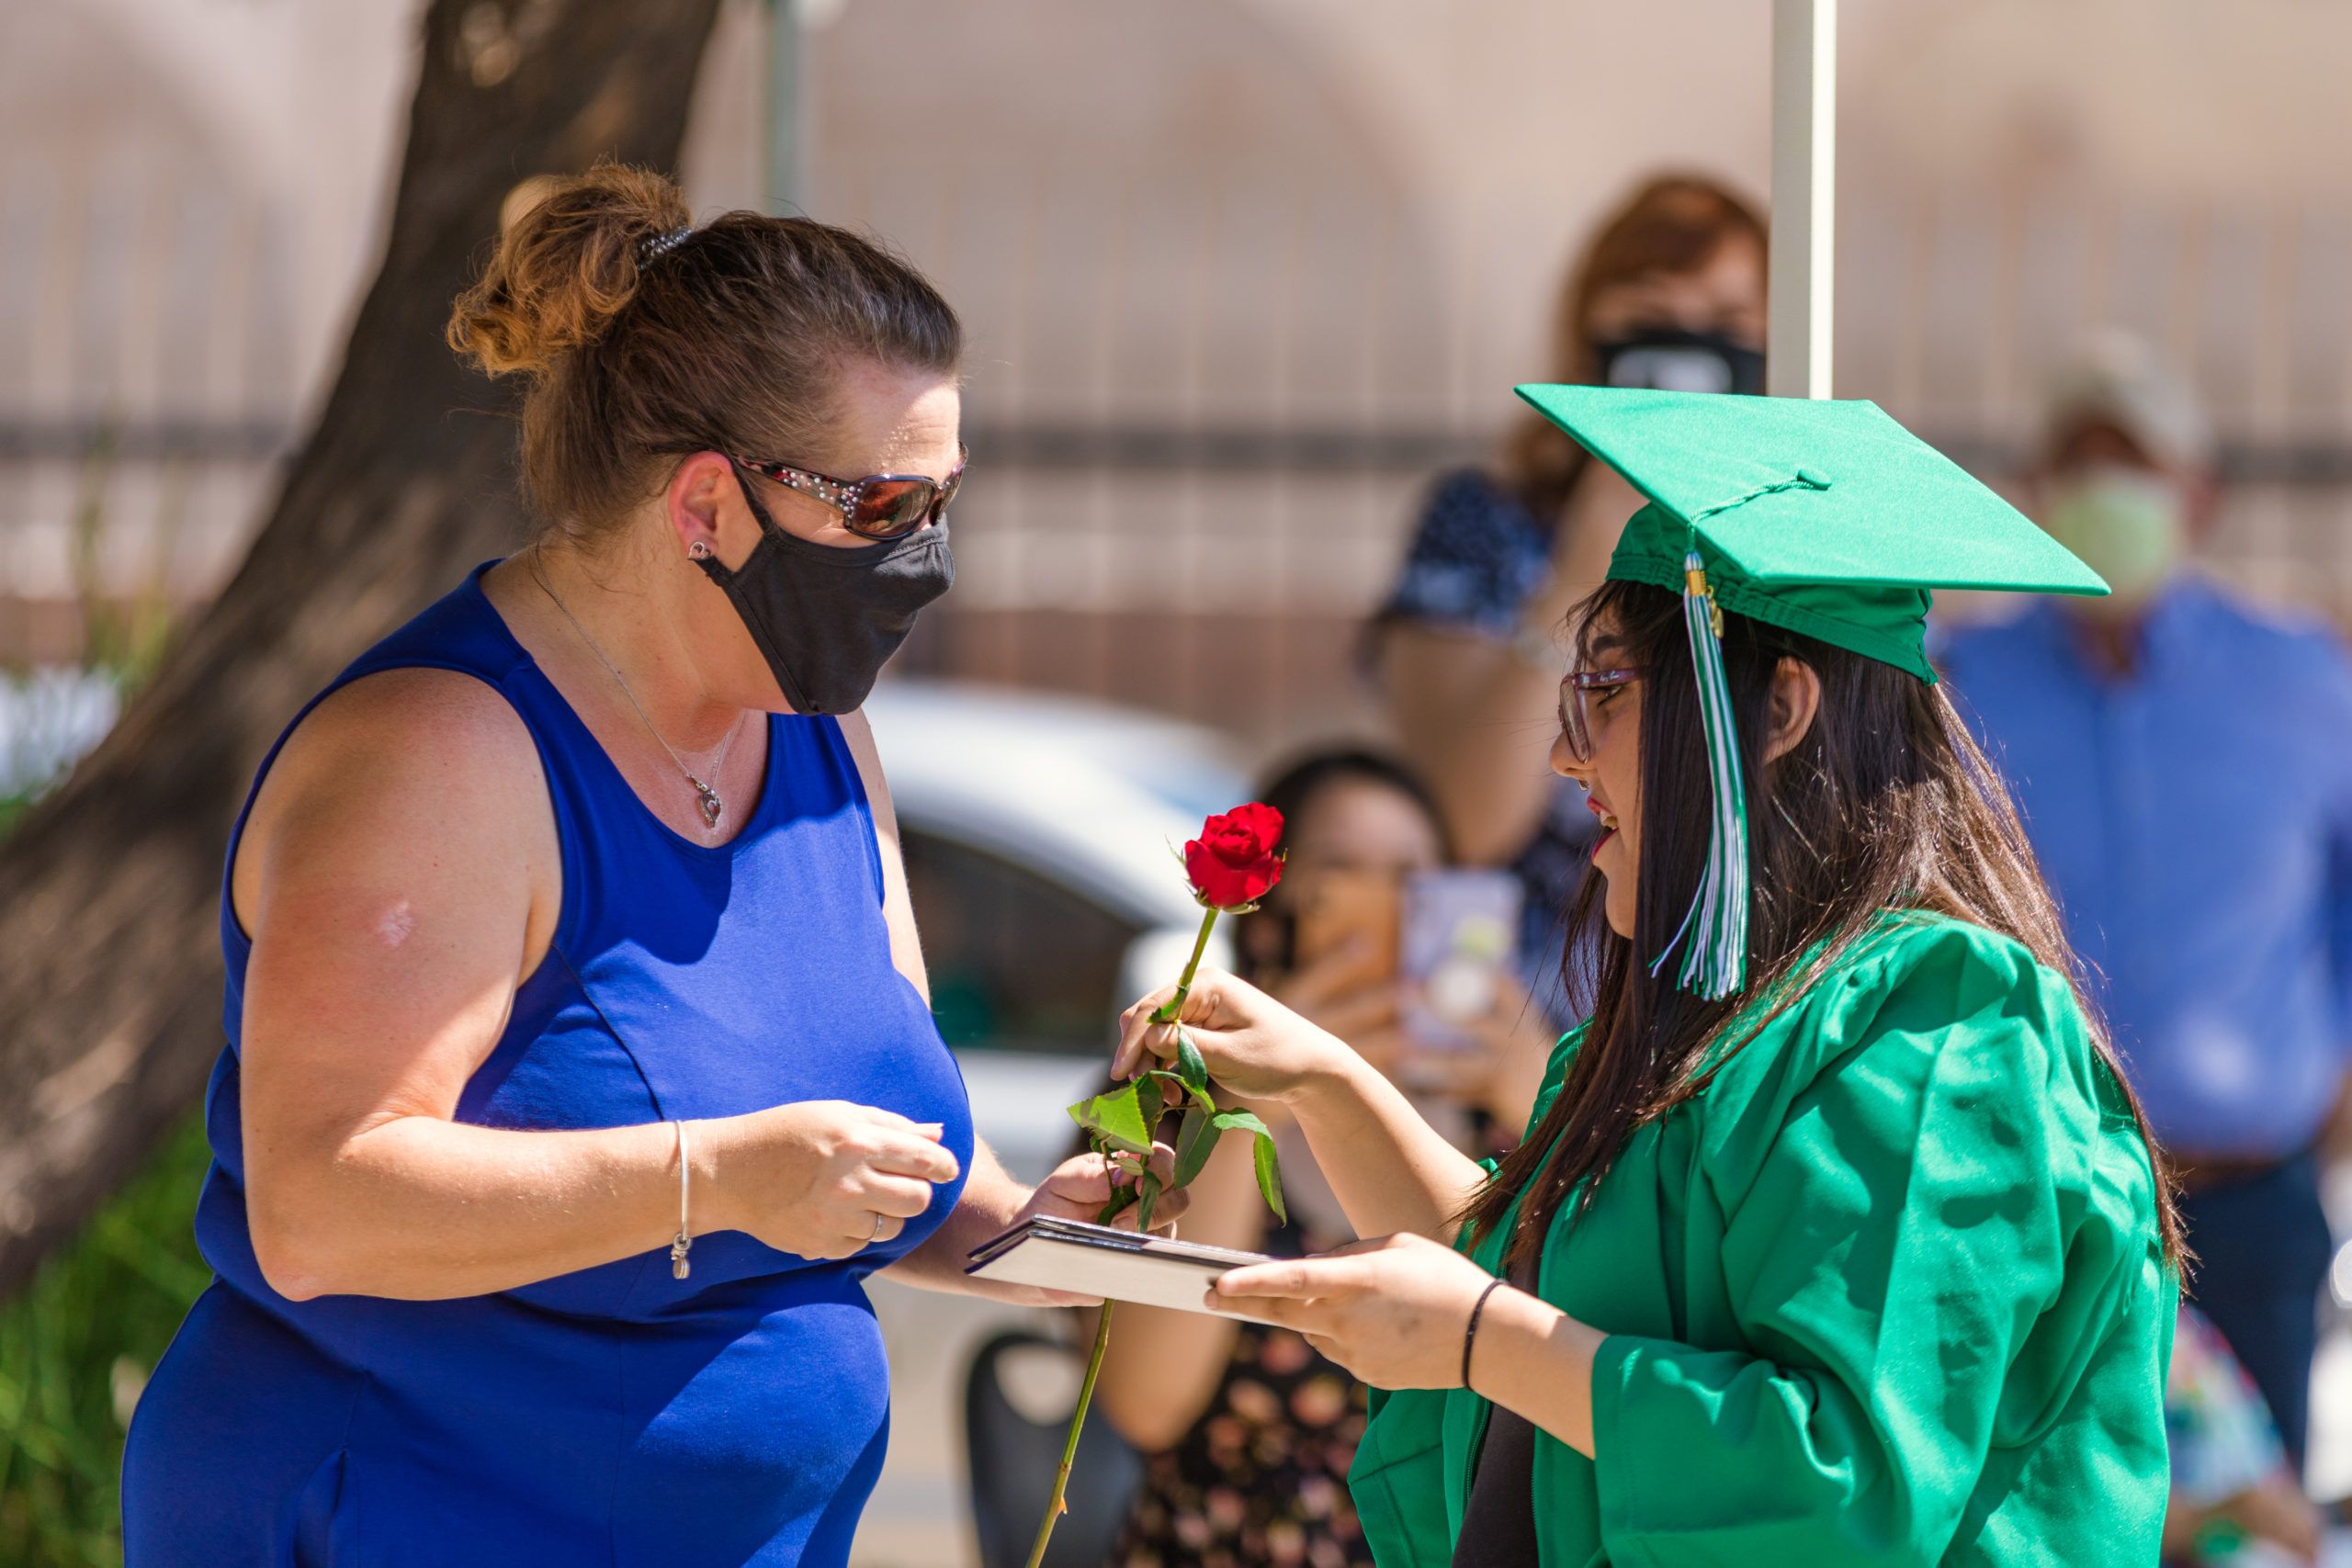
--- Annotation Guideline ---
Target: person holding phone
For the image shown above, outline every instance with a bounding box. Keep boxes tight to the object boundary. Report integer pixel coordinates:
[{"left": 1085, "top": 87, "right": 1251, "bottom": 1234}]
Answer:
[
  {"left": 1094, "top": 748, "right": 1555, "bottom": 1568},
  {"left": 1116, "top": 388, "right": 2179, "bottom": 1566},
  {"left": 1373, "top": 175, "right": 1768, "bottom": 1008}
]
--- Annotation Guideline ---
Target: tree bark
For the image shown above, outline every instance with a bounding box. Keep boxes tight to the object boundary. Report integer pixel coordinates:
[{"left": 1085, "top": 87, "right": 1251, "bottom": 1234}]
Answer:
[{"left": 0, "top": 0, "right": 722, "bottom": 1301}]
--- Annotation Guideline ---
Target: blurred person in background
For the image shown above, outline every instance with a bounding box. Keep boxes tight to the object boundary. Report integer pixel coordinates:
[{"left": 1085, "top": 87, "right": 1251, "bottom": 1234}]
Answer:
[
  {"left": 2165, "top": 1303, "right": 2324, "bottom": 1565},
  {"left": 1940, "top": 332, "right": 2352, "bottom": 1472},
  {"left": 1372, "top": 175, "right": 1766, "bottom": 1006},
  {"left": 1093, "top": 749, "right": 1555, "bottom": 1568}
]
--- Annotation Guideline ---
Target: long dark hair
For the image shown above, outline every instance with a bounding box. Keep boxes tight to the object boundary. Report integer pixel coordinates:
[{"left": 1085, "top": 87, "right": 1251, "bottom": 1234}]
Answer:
[{"left": 1458, "top": 580, "right": 2184, "bottom": 1270}]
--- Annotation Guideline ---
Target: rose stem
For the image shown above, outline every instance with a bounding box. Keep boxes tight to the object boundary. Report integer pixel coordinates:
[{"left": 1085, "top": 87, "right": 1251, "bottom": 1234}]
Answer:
[
  {"left": 1150, "top": 906, "right": 1222, "bottom": 1024},
  {"left": 1023, "top": 1300, "right": 1116, "bottom": 1568}
]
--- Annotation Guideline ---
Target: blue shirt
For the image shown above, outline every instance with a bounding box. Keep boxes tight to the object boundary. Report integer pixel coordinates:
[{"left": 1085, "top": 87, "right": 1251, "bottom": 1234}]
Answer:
[{"left": 1939, "top": 577, "right": 2352, "bottom": 1158}]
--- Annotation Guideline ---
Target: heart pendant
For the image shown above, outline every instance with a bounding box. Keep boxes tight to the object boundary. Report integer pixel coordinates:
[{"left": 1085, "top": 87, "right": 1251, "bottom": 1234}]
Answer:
[{"left": 695, "top": 784, "right": 722, "bottom": 830}]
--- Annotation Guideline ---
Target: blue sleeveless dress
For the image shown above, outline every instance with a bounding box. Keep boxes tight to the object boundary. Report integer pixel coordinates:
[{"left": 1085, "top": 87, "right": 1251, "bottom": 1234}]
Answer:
[{"left": 122, "top": 564, "right": 975, "bottom": 1567}]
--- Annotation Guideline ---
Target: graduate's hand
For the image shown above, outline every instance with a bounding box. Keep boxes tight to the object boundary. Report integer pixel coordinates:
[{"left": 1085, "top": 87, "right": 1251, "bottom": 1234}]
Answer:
[
  {"left": 1114, "top": 966, "right": 1353, "bottom": 1106},
  {"left": 1205, "top": 1232, "right": 1497, "bottom": 1389}
]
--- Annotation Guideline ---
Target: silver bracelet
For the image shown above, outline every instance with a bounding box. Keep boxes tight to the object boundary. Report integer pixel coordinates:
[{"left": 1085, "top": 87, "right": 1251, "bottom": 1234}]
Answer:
[{"left": 670, "top": 1120, "right": 694, "bottom": 1280}]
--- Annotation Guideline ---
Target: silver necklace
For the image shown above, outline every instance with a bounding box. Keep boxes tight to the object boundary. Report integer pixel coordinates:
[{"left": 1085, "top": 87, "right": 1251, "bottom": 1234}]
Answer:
[{"left": 529, "top": 555, "right": 744, "bottom": 832}]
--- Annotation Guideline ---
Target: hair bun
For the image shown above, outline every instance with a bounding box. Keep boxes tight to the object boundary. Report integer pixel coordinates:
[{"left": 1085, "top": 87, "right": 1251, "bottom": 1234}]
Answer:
[{"left": 447, "top": 163, "right": 694, "bottom": 378}]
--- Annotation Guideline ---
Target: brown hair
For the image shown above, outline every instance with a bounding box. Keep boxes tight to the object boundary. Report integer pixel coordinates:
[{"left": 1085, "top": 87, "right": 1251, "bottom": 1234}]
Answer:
[
  {"left": 1459, "top": 579, "right": 2183, "bottom": 1273},
  {"left": 1498, "top": 175, "right": 1767, "bottom": 520},
  {"left": 448, "top": 164, "right": 962, "bottom": 544}
]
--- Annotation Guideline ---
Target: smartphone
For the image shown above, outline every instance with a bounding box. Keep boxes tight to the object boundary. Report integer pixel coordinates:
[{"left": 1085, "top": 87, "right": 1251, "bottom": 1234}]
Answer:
[
  {"left": 1287, "top": 867, "right": 1402, "bottom": 989},
  {"left": 1400, "top": 869, "right": 1523, "bottom": 1049}
]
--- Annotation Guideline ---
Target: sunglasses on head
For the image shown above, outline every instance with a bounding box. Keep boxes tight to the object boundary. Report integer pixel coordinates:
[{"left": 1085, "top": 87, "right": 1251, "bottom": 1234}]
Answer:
[{"left": 732, "top": 446, "right": 967, "bottom": 540}]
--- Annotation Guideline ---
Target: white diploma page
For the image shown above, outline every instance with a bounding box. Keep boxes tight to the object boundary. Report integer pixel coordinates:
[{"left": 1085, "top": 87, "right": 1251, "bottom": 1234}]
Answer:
[{"left": 965, "top": 1216, "right": 1283, "bottom": 1322}]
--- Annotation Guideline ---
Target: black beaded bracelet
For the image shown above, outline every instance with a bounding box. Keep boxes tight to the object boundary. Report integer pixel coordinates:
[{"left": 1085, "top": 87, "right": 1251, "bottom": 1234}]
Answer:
[{"left": 1461, "top": 1279, "right": 1506, "bottom": 1390}]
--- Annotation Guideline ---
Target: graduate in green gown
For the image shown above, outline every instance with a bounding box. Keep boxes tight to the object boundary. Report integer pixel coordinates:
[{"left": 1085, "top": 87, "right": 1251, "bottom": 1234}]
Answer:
[{"left": 1114, "top": 387, "right": 2182, "bottom": 1567}]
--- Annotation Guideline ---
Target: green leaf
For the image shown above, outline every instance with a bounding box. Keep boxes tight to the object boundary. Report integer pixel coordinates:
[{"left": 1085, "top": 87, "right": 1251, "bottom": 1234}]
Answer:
[
  {"left": 1208, "top": 1108, "right": 1285, "bottom": 1225},
  {"left": 1251, "top": 1132, "right": 1286, "bottom": 1225},
  {"left": 1135, "top": 1171, "right": 1164, "bottom": 1232},
  {"left": 1210, "top": 1107, "right": 1270, "bottom": 1140},
  {"left": 1096, "top": 1180, "right": 1139, "bottom": 1225},
  {"left": 1067, "top": 1082, "right": 1154, "bottom": 1156},
  {"left": 1174, "top": 1030, "right": 1211, "bottom": 1096},
  {"left": 1170, "top": 1103, "right": 1216, "bottom": 1189},
  {"left": 1136, "top": 1074, "right": 1165, "bottom": 1134}
]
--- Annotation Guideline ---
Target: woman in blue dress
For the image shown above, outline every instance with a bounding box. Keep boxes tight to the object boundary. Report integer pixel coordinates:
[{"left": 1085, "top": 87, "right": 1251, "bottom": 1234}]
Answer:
[{"left": 120, "top": 164, "right": 1176, "bottom": 1566}]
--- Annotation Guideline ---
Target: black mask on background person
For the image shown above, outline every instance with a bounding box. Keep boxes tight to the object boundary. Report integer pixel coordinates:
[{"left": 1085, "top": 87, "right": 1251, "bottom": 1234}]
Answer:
[
  {"left": 694, "top": 467, "right": 956, "bottom": 716},
  {"left": 1592, "top": 324, "right": 1766, "bottom": 397}
]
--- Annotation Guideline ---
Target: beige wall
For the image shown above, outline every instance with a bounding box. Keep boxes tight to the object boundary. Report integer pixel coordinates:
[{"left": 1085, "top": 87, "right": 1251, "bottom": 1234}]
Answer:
[{"left": 4, "top": 0, "right": 2347, "bottom": 684}]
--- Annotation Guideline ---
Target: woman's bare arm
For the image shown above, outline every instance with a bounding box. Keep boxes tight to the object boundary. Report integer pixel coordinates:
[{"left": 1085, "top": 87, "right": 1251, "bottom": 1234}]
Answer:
[
  {"left": 1378, "top": 626, "right": 1569, "bottom": 865},
  {"left": 238, "top": 671, "right": 699, "bottom": 1299},
  {"left": 835, "top": 708, "right": 931, "bottom": 1003},
  {"left": 237, "top": 672, "right": 953, "bottom": 1302}
]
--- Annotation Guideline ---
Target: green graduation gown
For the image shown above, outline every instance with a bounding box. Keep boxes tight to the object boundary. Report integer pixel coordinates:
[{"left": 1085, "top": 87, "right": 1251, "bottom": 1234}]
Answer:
[{"left": 1348, "top": 912, "right": 2176, "bottom": 1566}]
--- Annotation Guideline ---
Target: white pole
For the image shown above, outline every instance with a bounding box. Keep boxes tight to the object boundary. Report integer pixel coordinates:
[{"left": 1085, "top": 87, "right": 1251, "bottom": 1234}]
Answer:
[
  {"left": 1769, "top": 0, "right": 1837, "bottom": 399},
  {"left": 765, "top": 0, "right": 804, "bottom": 215}
]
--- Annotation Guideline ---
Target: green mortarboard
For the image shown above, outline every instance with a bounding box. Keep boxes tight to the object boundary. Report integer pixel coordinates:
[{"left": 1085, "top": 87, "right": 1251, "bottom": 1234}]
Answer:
[{"left": 1514, "top": 384, "right": 2110, "bottom": 998}]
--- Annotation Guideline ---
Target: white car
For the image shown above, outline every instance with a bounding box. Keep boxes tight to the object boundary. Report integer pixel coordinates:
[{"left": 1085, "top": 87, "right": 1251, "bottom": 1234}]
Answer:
[{"left": 854, "top": 679, "right": 1249, "bottom": 1567}]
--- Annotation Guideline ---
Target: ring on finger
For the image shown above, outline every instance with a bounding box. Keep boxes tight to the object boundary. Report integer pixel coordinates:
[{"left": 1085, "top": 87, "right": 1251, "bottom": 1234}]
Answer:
[{"left": 868, "top": 1211, "right": 886, "bottom": 1244}]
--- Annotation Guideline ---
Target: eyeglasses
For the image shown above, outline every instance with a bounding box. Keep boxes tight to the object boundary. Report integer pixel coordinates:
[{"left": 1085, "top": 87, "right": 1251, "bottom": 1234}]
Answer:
[
  {"left": 733, "top": 446, "right": 968, "bottom": 540},
  {"left": 1557, "top": 667, "right": 1641, "bottom": 762}
]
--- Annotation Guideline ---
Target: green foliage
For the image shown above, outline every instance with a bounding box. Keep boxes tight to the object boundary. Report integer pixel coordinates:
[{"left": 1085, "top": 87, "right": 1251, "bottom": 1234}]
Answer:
[
  {"left": 1067, "top": 1082, "right": 1155, "bottom": 1156},
  {"left": 1206, "top": 1108, "right": 1284, "bottom": 1224},
  {"left": 1172, "top": 1031, "right": 1210, "bottom": 1096},
  {"left": 0, "top": 423, "right": 201, "bottom": 1567},
  {"left": 1170, "top": 1101, "right": 1216, "bottom": 1189},
  {"left": 1066, "top": 1072, "right": 1284, "bottom": 1227},
  {"left": 0, "top": 1113, "right": 212, "bottom": 1568}
]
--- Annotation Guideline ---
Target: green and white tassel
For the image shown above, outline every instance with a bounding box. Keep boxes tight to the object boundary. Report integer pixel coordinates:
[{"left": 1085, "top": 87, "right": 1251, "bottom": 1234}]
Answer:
[{"left": 1651, "top": 547, "right": 1748, "bottom": 1000}]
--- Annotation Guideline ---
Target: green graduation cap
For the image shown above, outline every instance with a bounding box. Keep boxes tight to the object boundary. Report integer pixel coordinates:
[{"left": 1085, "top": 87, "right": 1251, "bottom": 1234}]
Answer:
[{"left": 1514, "top": 384, "right": 2109, "bottom": 999}]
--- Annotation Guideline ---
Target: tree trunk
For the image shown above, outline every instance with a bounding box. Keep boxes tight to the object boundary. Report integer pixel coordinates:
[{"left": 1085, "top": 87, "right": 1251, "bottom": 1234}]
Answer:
[{"left": 0, "top": 0, "right": 722, "bottom": 1301}]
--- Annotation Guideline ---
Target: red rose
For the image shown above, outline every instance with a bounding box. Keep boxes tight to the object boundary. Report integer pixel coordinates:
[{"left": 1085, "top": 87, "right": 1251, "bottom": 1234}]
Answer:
[{"left": 1182, "top": 803, "right": 1285, "bottom": 911}]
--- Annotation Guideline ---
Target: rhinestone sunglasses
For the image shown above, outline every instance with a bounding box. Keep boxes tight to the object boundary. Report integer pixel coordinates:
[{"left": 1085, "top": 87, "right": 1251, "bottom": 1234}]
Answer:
[{"left": 733, "top": 446, "right": 968, "bottom": 540}]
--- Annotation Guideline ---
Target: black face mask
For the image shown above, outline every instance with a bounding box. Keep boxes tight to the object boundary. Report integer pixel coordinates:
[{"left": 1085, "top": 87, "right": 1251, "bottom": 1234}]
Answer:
[
  {"left": 1592, "top": 325, "right": 1766, "bottom": 397},
  {"left": 695, "top": 468, "right": 956, "bottom": 716}
]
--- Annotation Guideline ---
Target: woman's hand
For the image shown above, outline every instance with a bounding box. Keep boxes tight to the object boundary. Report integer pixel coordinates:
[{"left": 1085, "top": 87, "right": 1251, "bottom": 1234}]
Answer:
[
  {"left": 1114, "top": 966, "right": 1355, "bottom": 1106},
  {"left": 991, "top": 1145, "right": 1192, "bottom": 1308},
  {"left": 708, "top": 1100, "right": 962, "bottom": 1260},
  {"left": 1268, "top": 939, "right": 1419, "bottom": 1083},
  {"left": 1207, "top": 1232, "right": 1499, "bottom": 1388},
  {"left": 1017, "top": 1147, "right": 1192, "bottom": 1235},
  {"left": 1387, "top": 973, "right": 1556, "bottom": 1132}
]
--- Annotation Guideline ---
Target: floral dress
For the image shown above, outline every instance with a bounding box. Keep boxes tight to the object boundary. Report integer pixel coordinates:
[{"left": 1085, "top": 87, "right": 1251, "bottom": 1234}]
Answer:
[{"left": 1111, "top": 1221, "right": 1374, "bottom": 1568}]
